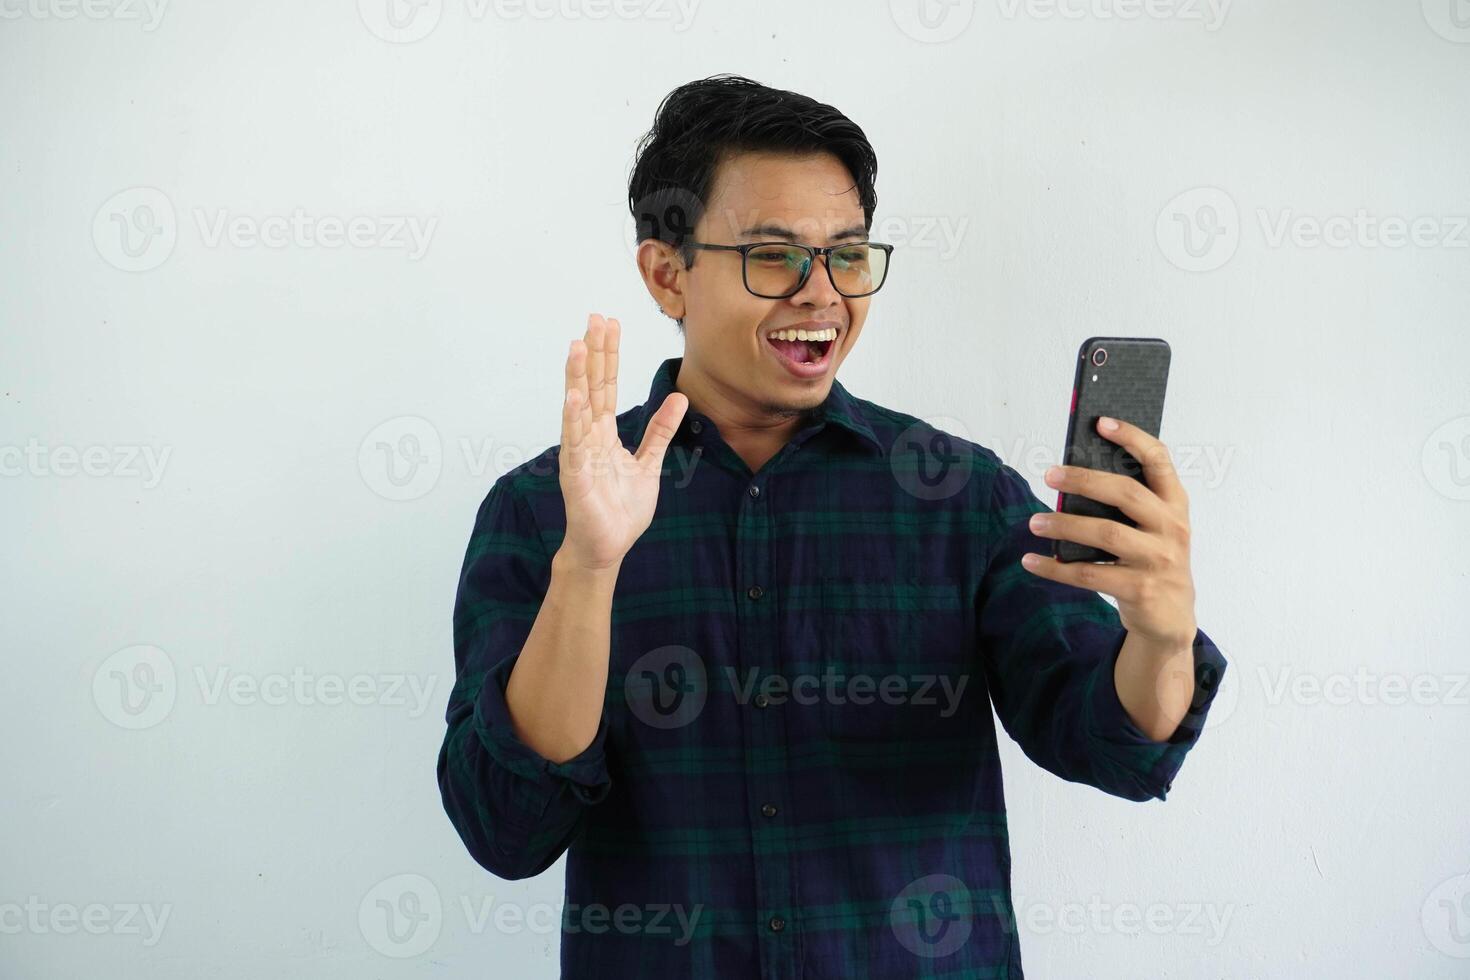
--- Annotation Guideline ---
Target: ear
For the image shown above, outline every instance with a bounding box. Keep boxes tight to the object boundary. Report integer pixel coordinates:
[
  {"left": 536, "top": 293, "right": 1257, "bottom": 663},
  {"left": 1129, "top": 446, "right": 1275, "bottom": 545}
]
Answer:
[{"left": 638, "top": 239, "right": 687, "bottom": 322}]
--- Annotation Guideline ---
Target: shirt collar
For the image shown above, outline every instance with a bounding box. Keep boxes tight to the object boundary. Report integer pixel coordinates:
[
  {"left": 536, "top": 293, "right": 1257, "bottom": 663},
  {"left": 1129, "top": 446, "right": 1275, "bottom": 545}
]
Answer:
[{"left": 630, "top": 356, "right": 885, "bottom": 458}]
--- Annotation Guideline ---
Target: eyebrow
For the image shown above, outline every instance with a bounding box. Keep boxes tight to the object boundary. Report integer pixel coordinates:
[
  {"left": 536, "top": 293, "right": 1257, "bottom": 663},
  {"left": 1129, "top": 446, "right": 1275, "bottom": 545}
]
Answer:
[{"left": 737, "top": 222, "right": 869, "bottom": 243}]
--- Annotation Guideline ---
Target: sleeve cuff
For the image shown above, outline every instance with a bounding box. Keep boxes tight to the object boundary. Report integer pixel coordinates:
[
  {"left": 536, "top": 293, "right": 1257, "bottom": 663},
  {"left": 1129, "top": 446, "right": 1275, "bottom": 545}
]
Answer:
[
  {"left": 1083, "top": 626, "right": 1229, "bottom": 799},
  {"left": 473, "top": 652, "right": 613, "bottom": 807}
]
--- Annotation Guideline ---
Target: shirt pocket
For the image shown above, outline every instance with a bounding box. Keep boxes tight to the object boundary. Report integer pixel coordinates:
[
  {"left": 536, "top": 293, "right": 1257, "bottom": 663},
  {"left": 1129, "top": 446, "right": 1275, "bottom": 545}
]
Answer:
[{"left": 817, "top": 576, "right": 975, "bottom": 742}]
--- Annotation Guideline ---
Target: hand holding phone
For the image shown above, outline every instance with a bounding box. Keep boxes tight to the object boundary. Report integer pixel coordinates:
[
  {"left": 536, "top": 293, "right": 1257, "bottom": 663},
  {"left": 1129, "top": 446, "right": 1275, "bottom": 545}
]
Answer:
[
  {"left": 1053, "top": 337, "right": 1171, "bottom": 563},
  {"left": 1021, "top": 336, "right": 1201, "bottom": 667}
]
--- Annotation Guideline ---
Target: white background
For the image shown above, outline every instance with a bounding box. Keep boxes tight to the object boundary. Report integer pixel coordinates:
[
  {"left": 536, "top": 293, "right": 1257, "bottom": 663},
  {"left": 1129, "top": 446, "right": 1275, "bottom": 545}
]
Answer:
[{"left": 3, "top": 0, "right": 1469, "bottom": 976}]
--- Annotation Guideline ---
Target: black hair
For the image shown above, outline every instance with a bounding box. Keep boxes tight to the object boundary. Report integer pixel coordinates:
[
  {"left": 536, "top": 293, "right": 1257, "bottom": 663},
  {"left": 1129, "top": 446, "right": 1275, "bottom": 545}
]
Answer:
[{"left": 627, "top": 74, "right": 879, "bottom": 331}]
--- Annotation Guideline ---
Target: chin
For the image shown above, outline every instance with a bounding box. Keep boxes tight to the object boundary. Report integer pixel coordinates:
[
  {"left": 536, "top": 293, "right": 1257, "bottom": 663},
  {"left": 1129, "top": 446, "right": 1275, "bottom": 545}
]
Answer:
[{"left": 766, "top": 384, "right": 830, "bottom": 416}]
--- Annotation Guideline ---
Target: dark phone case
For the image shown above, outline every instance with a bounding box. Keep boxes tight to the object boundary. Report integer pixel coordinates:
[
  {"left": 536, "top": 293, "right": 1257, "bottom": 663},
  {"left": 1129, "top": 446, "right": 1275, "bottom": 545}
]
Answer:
[{"left": 1054, "top": 337, "right": 1171, "bottom": 563}]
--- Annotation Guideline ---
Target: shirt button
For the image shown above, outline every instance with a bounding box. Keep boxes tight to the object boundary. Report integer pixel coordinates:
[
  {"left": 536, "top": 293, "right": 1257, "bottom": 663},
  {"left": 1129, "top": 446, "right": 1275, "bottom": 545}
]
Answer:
[
  {"left": 689, "top": 419, "right": 703, "bottom": 434},
  {"left": 748, "top": 484, "right": 760, "bottom": 498},
  {"left": 761, "top": 803, "right": 777, "bottom": 818},
  {"left": 753, "top": 694, "right": 769, "bottom": 708},
  {"left": 746, "top": 585, "right": 764, "bottom": 600},
  {"left": 768, "top": 915, "right": 786, "bottom": 933}
]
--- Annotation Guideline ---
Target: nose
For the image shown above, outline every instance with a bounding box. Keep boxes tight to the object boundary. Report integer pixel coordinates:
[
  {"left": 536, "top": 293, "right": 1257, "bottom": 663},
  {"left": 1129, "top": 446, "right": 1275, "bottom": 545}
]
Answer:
[{"left": 787, "top": 253, "right": 842, "bottom": 307}]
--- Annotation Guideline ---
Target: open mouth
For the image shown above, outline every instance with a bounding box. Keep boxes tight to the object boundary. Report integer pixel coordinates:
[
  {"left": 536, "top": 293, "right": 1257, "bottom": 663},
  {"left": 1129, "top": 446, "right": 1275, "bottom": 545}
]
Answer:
[
  {"left": 767, "top": 335, "right": 833, "bottom": 365},
  {"left": 765, "top": 325, "right": 839, "bottom": 373}
]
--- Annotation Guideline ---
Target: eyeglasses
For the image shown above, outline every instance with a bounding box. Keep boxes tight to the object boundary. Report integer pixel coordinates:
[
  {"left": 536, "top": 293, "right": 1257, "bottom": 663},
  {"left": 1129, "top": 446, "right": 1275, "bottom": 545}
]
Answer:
[{"left": 681, "top": 240, "right": 894, "bottom": 299}]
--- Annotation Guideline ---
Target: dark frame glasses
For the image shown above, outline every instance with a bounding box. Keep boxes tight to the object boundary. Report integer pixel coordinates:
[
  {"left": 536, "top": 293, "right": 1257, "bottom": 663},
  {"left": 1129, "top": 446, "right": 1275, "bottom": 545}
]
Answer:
[{"left": 681, "top": 240, "right": 895, "bottom": 299}]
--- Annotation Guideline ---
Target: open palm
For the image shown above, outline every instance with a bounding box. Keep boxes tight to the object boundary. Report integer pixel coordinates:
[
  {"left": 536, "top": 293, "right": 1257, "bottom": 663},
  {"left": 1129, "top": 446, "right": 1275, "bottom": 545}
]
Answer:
[{"left": 557, "top": 313, "right": 688, "bottom": 571}]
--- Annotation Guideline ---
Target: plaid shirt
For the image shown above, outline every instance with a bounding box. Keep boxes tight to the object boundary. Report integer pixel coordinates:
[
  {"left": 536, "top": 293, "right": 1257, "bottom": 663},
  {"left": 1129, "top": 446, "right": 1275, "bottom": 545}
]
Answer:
[{"left": 438, "top": 356, "right": 1228, "bottom": 978}]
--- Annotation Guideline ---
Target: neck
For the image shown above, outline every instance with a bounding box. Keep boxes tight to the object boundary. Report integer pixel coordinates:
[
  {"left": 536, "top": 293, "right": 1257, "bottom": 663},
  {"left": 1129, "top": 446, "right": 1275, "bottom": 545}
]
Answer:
[{"left": 674, "top": 357, "right": 817, "bottom": 473}]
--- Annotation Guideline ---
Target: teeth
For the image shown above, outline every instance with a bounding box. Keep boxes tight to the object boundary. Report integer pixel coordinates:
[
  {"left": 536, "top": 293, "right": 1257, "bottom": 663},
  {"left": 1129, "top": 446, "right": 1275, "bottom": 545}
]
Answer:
[{"left": 769, "top": 327, "right": 837, "bottom": 342}]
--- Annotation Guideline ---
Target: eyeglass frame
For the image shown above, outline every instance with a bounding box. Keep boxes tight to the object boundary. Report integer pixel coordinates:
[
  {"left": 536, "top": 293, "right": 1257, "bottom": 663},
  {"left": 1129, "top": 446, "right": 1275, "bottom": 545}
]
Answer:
[{"left": 679, "top": 239, "right": 895, "bottom": 299}]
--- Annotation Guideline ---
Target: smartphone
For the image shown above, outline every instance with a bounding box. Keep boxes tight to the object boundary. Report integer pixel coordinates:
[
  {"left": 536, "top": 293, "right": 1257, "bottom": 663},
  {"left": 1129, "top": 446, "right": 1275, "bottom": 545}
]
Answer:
[{"left": 1053, "top": 337, "right": 1171, "bottom": 563}]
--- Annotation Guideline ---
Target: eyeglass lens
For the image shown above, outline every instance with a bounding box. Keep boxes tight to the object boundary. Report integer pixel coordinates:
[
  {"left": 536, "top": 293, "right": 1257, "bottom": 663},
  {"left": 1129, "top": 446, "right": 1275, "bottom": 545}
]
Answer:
[{"left": 745, "top": 243, "right": 888, "bottom": 298}]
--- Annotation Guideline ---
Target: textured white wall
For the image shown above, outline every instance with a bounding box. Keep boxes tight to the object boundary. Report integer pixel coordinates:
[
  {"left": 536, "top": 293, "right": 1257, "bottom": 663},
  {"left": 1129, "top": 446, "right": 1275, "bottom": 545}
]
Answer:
[{"left": 3, "top": 0, "right": 1467, "bottom": 976}]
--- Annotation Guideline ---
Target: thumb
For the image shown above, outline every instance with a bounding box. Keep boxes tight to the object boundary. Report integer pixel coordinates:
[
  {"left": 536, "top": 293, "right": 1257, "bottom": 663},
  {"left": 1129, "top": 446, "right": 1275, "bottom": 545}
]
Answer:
[{"left": 635, "top": 392, "right": 689, "bottom": 469}]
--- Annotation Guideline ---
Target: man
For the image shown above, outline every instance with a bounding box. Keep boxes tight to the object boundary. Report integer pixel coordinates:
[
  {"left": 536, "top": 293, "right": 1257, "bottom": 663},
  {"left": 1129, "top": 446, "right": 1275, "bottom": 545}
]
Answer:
[{"left": 438, "top": 73, "right": 1228, "bottom": 978}]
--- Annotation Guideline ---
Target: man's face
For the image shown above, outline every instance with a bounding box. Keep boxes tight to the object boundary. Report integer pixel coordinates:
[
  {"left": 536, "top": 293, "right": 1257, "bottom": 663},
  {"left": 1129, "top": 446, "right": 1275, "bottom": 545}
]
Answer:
[{"left": 667, "top": 150, "right": 873, "bottom": 417}]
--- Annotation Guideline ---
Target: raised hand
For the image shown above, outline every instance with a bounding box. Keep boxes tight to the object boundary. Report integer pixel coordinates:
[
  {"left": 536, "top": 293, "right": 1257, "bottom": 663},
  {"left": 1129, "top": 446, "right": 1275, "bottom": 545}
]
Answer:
[{"left": 556, "top": 313, "right": 688, "bottom": 571}]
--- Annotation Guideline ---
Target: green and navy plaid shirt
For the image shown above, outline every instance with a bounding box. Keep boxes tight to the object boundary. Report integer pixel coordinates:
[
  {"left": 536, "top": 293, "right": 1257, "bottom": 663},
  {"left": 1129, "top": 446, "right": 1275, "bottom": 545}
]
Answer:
[{"left": 438, "top": 356, "right": 1228, "bottom": 978}]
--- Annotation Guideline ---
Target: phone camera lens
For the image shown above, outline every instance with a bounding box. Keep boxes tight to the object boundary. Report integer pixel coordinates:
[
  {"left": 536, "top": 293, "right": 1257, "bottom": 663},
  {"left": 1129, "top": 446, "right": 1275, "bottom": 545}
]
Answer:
[{"left": 1091, "top": 347, "right": 1108, "bottom": 367}]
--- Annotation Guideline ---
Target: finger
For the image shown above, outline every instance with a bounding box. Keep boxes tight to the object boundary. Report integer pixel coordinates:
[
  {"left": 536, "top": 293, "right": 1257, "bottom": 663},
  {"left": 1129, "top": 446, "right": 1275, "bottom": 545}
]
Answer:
[
  {"left": 563, "top": 387, "right": 586, "bottom": 475},
  {"left": 1045, "top": 463, "right": 1168, "bottom": 530},
  {"left": 562, "top": 340, "right": 585, "bottom": 463},
  {"left": 635, "top": 392, "right": 689, "bottom": 468},
  {"left": 1096, "top": 417, "right": 1186, "bottom": 510},
  {"left": 567, "top": 337, "right": 592, "bottom": 431},
  {"left": 1020, "top": 552, "right": 1142, "bottom": 601},
  {"left": 586, "top": 313, "right": 606, "bottom": 418},
  {"left": 604, "top": 316, "right": 621, "bottom": 417},
  {"left": 1027, "top": 511, "right": 1158, "bottom": 565}
]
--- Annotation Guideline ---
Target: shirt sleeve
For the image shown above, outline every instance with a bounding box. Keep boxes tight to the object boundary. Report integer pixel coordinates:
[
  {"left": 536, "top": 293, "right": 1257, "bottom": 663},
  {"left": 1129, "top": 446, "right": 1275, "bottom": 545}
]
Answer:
[
  {"left": 975, "top": 457, "right": 1229, "bottom": 802},
  {"left": 436, "top": 476, "right": 613, "bottom": 880}
]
